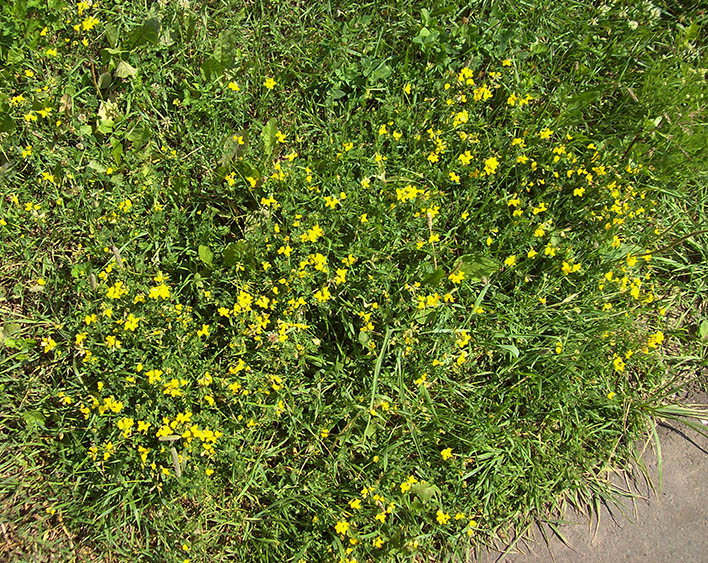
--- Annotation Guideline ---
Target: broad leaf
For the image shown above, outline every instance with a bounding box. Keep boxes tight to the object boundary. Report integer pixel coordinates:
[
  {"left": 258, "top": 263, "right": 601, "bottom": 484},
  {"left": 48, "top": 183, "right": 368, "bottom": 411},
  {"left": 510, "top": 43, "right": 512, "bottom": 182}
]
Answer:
[
  {"left": 198, "top": 245, "right": 214, "bottom": 267},
  {"left": 114, "top": 60, "right": 137, "bottom": 78},
  {"left": 411, "top": 482, "right": 440, "bottom": 504},
  {"left": 262, "top": 119, "right": 277, "bottom": 158},
  {"left": 223, "top": 241, "right": 252, "bottom": 267},
  {"left": 699, "top": 319, "right": 708, "bottom": 340},
  {"left": 22, "top": 410, "right": 46, "bottom": 430},
  {"left": 458, "top": 253, "right": 499, "bottom": 282},
  {"left": 422, "top": 267, "right": 445, "bottom": 287},
  {"left": 127, "top": 18, "right": 160, "bottom": 50}
]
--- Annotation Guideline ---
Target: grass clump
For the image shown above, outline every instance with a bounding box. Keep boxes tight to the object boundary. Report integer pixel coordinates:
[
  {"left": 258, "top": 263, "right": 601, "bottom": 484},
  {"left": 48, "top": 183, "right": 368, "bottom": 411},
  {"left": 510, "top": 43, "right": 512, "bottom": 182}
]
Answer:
[{"left": 0, "top": 1, "right": 705, "bottom": 561}]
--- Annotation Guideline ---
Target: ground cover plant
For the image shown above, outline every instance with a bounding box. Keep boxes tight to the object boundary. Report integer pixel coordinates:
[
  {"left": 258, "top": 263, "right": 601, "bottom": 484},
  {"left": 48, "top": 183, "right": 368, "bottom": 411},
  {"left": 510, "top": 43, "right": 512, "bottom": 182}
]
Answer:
[{"left": 1, "top": 0, "right": 706, "bottom": 561}]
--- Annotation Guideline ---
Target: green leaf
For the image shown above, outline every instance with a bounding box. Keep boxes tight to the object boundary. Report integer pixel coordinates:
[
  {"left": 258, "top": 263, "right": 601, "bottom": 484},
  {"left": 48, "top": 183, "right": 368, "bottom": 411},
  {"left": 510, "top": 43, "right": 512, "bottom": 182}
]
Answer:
[
  {"left": 22, "top": 410, "right": 45, "bottom": 430},
  {"left": 422, "top": 267, "right": 445, "bottom": 287},
  {"left": 111, "top": 141, "right": 123, "bottom": 166},
  {"left": 699, "top": 320, "right": 708, "bottom": 340},
  {"left": 411, "top": 481, "right": 440, "bottom": 504},
  {"left": 369, "top": 61, "right": 392, "bottom": 82},
  {"left": 180, "top": 13, "right": 197, "bottom": 42},
  {"left": 220, "top": 131, "right": 248, "bottom": 168},
  {"left": 414, "top": 308, "right": 436, "bottom": 325},
  {"left": 497, "top": 343, "right": 520, "bottom": 359},
  {"left": 684, "top": 21, "right": 699, "bottom": 41},
  {"left": 96, "top": 118, "right": 114, "bottom": 134},
  {"left": 262, "top": 119, "right": 278, "bottom": 159},
  {"left": 98, "top": 72, "right": 112, "bottom": 89},
  {"left": 125, "top": 123, "right": 151, "bottom": 149},
  {"left": 234, "top": 160, "right": 260, "bottom": 183},
  {"left": 223, "top": 241, "right": 249, "bottom": 267},
  {"left": 213, "top": 30, "right": 237, "bottom": 69},
  {"left": 0, "top": 111, "right": 15, "bottom": 133},
  {"left": 458, "top": 253, "right": 499, "bottom": 282},
  {"left": 198, "top": 245, "right": 214, "bottom": 267},
  {"left": 114, "top": 60, "right": 137, "bottom": 78},
  {"left": 87, "top": 160, "right": 106, "bottom": 173},
  {"left": 105, "top": 23, "right": 119, "bottom": 48},
  {"left": 127, "top": 18, "right": 160, "bottom": 50},
  {"left": 200, "top": 57, "right": 223, "bottom": 81}
]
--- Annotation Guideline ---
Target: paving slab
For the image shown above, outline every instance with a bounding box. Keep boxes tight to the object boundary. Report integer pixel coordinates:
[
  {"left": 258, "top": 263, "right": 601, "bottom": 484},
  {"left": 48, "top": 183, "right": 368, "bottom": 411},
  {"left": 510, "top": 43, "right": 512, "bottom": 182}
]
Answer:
[{"left": 474, "top": 394, "right": 708, "bottom": 563}]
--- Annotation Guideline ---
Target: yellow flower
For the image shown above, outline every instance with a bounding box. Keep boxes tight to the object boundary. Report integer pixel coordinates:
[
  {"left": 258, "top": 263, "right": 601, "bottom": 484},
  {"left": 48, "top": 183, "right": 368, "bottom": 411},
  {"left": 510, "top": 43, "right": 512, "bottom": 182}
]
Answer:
[
  {"left": 396, "top": 184, "right": 419, "bottom": 203},
  {"left": 146, "top": 369, "right": 163, "bottom": 384},
  {"left": 484, "top": 156, "right": 499, "bottom": 175},
  {"left": 117, "top": 417, "right": 134, "bottom": 438},
  {"left": 562, "top": 261, "right": 581, "bottom": 275},
  {"left": 41, "top": 337, "right": 57, "bottom": 353},
  {"left": 227, "top": 81, "right": 240, "bottom": 91},
  {"left": 473, "top": 84, "right": 492, "bottom": 101},
  {"left": 57, "top": 392, "right": 72, "bottom": 406},
  {"left": 124, "top": 314, "right": 140, "bottom": 331},
  {"left": 335, "top": 520, "right": 350, "bottom": 536},
  {"left": 149, "top": 284, "right": 170, "bottom": 300},
  {"left": 314, "top": 286, "right": 331, "bottom": 303},
  {"left": 448, "top": 270, "right": 464, "bottom": 284},
  {"left": 436, "top": 510, "right": 451, "bottom": 525},
  {"left": 106, "top": 281, "right": 128, "bottom": 299},
  {"left": 105, "top": 335, "right": 121, "bottom": 350},
  {"left": 264, "top": 77, "right": 276, "bottom": 90},
  {"left": 504, "top": 255, "right": 516, "bottom": 267},
  {"left": 613, "top": 356, "right": 625, "bottom": 373},
  {"left": 647, "top": 331, "right": 664, "bottom": 349},
  {"left": 349, "top": 499, "right": 362, "bottom": 510},
  {"left": 334, "top": 268, "right": 347, "bottom": 285},
  {"left": 440, "top": 447, "right": 453, "bottom": 460},
  {"left": 458, "top": 150, "right": 473, "bottom": 166},
  {"left": 79, "top": 15, "right": 99, "bottom": 31}
]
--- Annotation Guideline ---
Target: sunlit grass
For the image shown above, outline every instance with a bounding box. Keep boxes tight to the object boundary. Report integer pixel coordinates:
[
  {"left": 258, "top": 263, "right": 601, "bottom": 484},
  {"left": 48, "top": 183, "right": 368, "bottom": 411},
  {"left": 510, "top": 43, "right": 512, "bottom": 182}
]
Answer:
[{"left": 0, "top": 1, "right": 706, "bottom": 561}]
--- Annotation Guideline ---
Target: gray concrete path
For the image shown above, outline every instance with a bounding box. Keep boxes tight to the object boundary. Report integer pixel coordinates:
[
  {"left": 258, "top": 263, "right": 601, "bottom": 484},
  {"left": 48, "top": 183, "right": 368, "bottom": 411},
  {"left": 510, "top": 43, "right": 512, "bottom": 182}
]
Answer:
[{"left": 474, "top": 397, "right": 708, "bottom": 563}]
